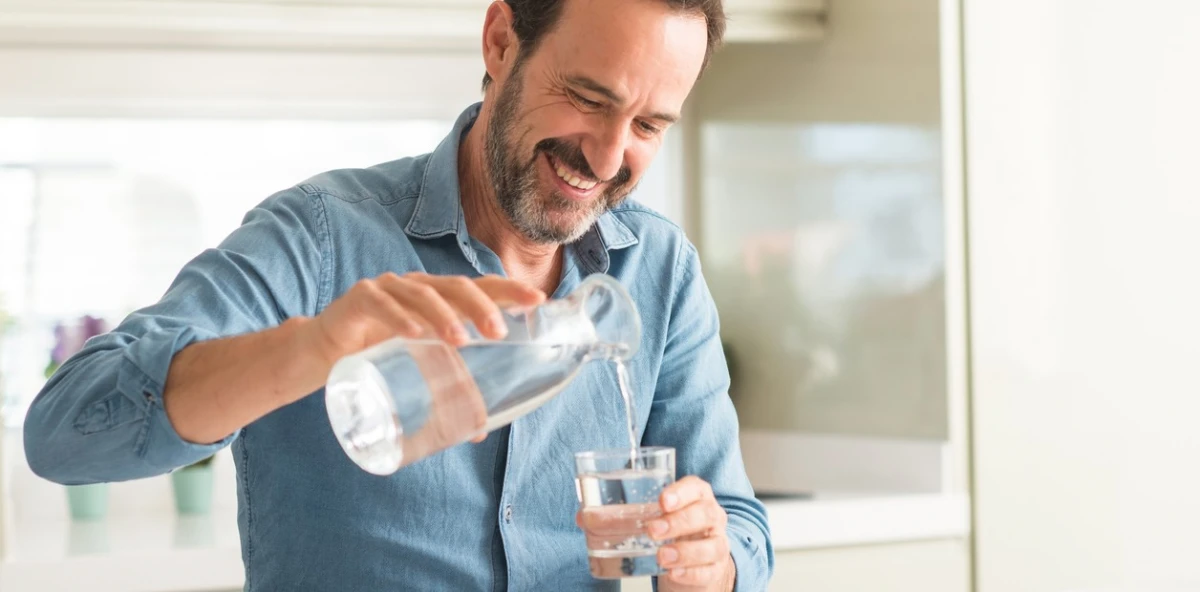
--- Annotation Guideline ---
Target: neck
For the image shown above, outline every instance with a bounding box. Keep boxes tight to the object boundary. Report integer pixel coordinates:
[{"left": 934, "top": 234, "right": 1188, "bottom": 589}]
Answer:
[{"left": 458, "top": 115, "right": 563, "bottom": 293}]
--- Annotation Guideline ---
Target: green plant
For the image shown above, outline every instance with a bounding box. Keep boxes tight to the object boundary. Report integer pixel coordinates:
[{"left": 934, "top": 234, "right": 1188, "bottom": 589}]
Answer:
[{"left": 0, "top": 292, "right": 14, "bottom": 336}]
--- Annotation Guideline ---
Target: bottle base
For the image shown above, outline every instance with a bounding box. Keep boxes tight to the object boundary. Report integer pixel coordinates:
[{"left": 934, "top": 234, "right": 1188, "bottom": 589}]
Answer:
[{"left": 325, "top": 357, "right": 404, "bottom": 475}]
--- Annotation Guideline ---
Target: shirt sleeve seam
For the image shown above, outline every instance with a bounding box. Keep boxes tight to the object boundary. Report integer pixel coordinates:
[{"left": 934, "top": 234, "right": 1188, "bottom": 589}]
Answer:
[{"left": 308, "top": 190, "right": 334, "bottom": 313}]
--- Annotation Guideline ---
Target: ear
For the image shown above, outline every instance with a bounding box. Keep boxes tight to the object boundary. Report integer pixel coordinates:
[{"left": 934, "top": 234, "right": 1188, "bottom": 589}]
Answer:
[{"left": 482, "top": 1, "right": 519, "bottom": 87}]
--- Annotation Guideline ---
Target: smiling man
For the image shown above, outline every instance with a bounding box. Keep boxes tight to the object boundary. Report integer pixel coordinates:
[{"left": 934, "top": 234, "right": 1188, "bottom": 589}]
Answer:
[{"left": 24, "top": 0, "right": 773, "bottom": 590}]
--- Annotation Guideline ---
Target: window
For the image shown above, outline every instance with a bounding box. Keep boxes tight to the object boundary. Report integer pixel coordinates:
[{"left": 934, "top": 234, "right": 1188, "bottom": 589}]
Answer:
[{"left": 0, "top": 118, "right": 450, "bottom": 425}]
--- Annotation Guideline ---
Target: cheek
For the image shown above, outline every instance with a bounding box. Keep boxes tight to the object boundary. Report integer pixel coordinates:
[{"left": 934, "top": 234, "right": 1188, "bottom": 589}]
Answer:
[{"left": 532, "top": 103, "right": 592, "bottom": 141}]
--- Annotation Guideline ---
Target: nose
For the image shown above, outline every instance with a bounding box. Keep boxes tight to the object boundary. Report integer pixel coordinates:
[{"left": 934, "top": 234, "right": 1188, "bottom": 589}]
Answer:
[{"left": 581, "top": 120, "right": 630, "bottom": 182}]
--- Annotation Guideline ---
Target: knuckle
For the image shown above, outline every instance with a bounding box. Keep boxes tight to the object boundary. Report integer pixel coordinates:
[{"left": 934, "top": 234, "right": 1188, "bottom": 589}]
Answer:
[
  {"left": 688, "top": 542, "right": 713, "bottom": 564},
  {"left": 707, "top": 504, "right": 724, "bottom": 526},
  {"left": 411, "top": 283, "right": 439, "bottom": 300},
  {"left": 355, "top": 280, "right": 383, "bottom": 299},
  {"left": 668, "top": 512, "right": 687, "bottom": 533},
  {"left": 677, "top": 565, "right": 709, "bottom": 585}
]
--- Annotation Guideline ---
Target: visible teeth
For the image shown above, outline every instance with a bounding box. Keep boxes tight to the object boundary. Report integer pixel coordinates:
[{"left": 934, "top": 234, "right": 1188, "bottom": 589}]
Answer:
[{"left": 554, "top": 161, "right": 596, "bottom": 191}]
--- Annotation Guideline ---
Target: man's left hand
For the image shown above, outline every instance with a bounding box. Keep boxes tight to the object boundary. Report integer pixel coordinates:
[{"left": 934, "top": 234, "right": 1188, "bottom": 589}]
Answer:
[{"left": 647, "top": 476, "right": 736, "bottom": 590}]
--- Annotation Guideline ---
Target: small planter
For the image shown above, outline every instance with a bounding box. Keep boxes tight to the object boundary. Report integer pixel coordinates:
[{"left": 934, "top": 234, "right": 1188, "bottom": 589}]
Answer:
[
  {"left": 66, "top": 483, "right": 109, "bottom": 521},
  {"left": 171, "top": 460, "right": 215, "bottom": 515}
]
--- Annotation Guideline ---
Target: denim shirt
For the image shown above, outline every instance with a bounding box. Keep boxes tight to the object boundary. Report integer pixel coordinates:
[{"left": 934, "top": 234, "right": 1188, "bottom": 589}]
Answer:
[{"left": 24, "top": 103, "right": 773, "bottom": 591}]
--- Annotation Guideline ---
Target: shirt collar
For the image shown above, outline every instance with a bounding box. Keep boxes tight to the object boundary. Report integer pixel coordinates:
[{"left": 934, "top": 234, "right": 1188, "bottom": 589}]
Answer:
[{"left": 405, "top": 102, "right": 639, "bottom": 255}]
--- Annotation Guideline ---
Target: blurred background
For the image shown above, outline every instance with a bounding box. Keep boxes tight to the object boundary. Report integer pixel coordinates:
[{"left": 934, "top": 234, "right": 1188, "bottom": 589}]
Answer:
[{"left": 0, "top": 0, "right": 1197, "bottom": 590}]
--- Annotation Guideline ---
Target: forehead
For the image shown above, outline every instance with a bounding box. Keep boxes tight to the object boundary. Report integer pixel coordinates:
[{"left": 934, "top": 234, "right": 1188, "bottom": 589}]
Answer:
[{"left": 536, "top": 0, "right": 708, "bottom": 102}]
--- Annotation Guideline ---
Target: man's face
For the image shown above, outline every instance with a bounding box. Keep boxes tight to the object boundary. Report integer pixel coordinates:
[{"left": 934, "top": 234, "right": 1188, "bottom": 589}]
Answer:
[{"left": 485, "top": 0, "right": 708, "bottom": 244}]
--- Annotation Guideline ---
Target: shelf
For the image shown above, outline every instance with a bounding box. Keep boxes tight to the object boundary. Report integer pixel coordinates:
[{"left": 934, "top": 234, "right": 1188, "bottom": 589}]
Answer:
[
  {"left": 764, "top": 492, "right": 970, "bottom": 551},
  {"left": 0, "top": 506, "right": 243, "bottom": 592}
]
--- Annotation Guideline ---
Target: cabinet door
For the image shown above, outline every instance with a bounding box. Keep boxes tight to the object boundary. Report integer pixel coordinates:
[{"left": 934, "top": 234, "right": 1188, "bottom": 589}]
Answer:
[
  {"left": 620, "top": 539, "right": 970, "bottom": 592},
  {"left": 771, "top": 540, "right": 970, "bottom": 592}
]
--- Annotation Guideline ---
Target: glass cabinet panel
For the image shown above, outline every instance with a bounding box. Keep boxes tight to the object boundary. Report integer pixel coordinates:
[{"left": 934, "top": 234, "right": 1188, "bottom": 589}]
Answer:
[{"left": 701, "top": 121, "right": 949, "bottom": 440}]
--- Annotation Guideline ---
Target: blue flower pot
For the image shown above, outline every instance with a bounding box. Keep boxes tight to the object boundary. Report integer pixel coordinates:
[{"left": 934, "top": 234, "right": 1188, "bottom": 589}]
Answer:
[
  {"left": 171, "top": 465, "right": 214, "bottom": 515},
  {"left": 66, "top": 483, "right": 109, "bottom": 521}
]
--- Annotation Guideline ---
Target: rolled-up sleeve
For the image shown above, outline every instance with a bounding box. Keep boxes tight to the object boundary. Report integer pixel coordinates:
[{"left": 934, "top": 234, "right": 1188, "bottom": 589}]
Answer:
[
  {"left": 641, "top": 243, "right": 774, "bottom": 591},
  {"left": 24, "top": 187, "right": 326, "bottom": 484}
]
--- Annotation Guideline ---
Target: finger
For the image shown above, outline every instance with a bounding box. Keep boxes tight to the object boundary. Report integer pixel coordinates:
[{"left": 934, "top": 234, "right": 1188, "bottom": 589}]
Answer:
[
  {"left": 379, "top": 274, "right": 468, "bottom": 345},
  {"left": 662, "top": 562, "right": 724, "bottom": 588},
  {"left": 660, "top": 476, "right": 714, "bottom": 513},
  {"left": 354, "top": 279, "right": 424, "bottom": 338},
  {"left": 648, "top": 500, "right": 727, "bottom": 541},
  {"left": 425, "top": 275, "right": 508, "bottom": 340},
  {"left": 577, "top": 503, "right": 659, "bottom": 535},
  {"left": 657, "top": 536, "right": 730, "bottom": 570},
  {"left": 473, "top": 275, "right": 546, "bottom": 308}
]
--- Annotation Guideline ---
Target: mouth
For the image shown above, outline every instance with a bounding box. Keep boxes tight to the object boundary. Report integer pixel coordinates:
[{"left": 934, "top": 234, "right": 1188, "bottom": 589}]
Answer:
[{"left": 543, "top": 153, "right": 601, "bottom": 201}]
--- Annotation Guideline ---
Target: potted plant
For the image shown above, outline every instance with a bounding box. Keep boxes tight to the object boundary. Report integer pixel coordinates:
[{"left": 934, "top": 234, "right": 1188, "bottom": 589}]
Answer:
[
  {"left": 171, "top": 454, "right": 216, "bottom": 515},
  {"left": 46, "top": 316, "right": 113, "bottom": 521}
]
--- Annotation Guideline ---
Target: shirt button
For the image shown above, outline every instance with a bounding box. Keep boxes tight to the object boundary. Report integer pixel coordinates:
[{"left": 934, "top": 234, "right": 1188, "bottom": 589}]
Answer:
[{"left": 504, "top": 504, "right": 513, "bottom": 523}]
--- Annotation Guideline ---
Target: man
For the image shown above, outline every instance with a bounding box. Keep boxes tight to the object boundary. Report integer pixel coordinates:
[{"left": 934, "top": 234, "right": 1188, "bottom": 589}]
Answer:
[{"left": 24, "top": 0, "right": 773, "bottom": 589}]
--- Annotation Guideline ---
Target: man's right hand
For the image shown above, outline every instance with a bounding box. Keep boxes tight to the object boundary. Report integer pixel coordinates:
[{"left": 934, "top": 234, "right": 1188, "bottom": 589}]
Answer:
[
  {"left": 303, "top": 272, "right": 546, "bottom": 368},
  {"left": 164, "top": 272, "right": 544, "bottom": 445}
]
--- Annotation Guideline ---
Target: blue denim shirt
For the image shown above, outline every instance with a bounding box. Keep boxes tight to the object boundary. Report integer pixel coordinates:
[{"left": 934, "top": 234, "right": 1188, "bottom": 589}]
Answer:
[{"left": 24, "top": 104, "right": 773, "bottom": 591}]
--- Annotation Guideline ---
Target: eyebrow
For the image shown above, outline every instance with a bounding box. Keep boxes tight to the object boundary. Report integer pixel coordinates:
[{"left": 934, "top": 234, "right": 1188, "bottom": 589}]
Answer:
[{"left": 565, "top": 75, "right": 680, "bottom": 124}]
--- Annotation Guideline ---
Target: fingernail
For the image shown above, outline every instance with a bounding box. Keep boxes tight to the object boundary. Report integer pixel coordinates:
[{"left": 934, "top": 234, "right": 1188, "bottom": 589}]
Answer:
[
  {"left": 671, "top": 568, "right": 685, "bottom": 578},
  {"left": 649, "top": 520, "right": 668, "bottom": 537},
  {"left": 448, "top": 325, "right": 468, "bottom": 342},
  {"left": 662, "top": 493, "right": 678, "bottom": 511},
  {"left": 659, "top": 547, "right": 678, "bottom": 565},
  {"left": 489, "top": 315, "right": 508, "bottom": 337}
]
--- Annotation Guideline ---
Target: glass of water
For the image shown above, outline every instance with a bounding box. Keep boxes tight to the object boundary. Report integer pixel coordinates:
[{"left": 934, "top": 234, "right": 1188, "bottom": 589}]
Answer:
[{"left": 574, "top": 446, "right": 676, "bottom": 579}]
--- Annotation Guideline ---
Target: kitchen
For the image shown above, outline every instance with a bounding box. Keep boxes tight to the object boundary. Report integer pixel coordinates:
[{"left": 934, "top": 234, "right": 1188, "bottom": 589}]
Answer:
[{"left": 1, "top": 0, "right": 1198, "bottom": 590}]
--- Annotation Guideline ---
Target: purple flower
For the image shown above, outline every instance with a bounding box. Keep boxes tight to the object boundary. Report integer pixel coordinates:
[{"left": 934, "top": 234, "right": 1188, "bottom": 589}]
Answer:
[
  {"left": 50, "top": 323, "right": 71, "bottom": 366},
  {"left": 50, "top": 315, "right": 110, "bottom": 365},
  {"left": 80, "top": 315, "right": 108, "bottom": 341}
]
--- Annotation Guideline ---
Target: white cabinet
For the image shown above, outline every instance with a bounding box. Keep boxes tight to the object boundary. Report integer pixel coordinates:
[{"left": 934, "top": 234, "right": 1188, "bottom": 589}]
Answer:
[
  {"left": 685, "top": 0, "right": 968, "bottom": 500},
  {"left": 768, "top": 540, "right": 970, "bottom": 592},
  {"left": 0, "top": 0, "right": 828, "bottom": 50},
  {"left": 622, "top": 539, "right": 970, "bottom": 592}
]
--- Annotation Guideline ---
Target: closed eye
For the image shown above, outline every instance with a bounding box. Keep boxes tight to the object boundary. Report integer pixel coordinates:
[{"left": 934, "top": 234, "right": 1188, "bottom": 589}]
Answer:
[
  {"left": 637, "top": 120, "right": 663, "bottom": 136},
  {"left": 570, "top": 90, "right": 603, "bottom": 110}
]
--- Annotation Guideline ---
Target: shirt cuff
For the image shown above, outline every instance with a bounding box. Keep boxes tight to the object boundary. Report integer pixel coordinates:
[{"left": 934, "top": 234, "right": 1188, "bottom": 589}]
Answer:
[
  {"left": 117, "top": 324, "right": 236, "bottom": 472},
  {"left": 727, "top": 522, "right": 769, "bottom": 592}
]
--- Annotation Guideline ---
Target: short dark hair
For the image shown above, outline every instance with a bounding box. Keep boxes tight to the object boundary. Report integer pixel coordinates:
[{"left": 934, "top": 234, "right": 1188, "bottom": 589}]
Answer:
[{"left": 481, "top": 0, "right": 726, "bottom": 92}]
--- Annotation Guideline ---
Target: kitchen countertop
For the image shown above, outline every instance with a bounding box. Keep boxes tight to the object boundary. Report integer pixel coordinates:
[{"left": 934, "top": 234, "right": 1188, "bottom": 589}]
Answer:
[{"left": 0, "top": 491, "right": 969, "bottom": 591}]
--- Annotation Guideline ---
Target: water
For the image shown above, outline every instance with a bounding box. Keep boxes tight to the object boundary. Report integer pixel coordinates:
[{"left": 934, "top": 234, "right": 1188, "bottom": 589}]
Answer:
[
  {"left": 613, "top": 360, "right": 639, "bottom": 469},
  {"left": 576, "top": 468, "right": 673, "bottom": 578},
  {"left": 327, "top": 339, "right": 596, "bottom": 474},
  {"left": 328, "top": 339, "right": 637, "bottom": 474}
]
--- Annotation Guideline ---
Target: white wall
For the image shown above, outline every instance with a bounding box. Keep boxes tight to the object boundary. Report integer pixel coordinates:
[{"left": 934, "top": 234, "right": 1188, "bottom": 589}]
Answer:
[
  {"left": 0, "top": 48, "right": 484, "bottom": 119},
  {"left": 966, "top": 1, "right": 1200, "bottom": 590}
]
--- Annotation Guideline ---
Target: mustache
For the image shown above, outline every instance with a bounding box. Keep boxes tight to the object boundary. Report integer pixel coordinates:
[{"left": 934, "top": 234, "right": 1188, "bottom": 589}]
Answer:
[{"left": 534, "top": 137, "right": 632, "bottom": 188}]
